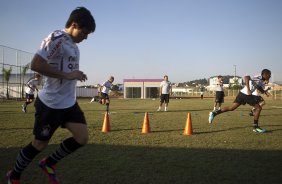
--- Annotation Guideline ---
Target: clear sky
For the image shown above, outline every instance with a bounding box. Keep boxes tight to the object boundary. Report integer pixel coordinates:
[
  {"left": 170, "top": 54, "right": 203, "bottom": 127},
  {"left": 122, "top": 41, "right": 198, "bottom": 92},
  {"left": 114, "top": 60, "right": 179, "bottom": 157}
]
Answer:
[{"left": 1, "top": 0, "right": 281, "bottom": 85}]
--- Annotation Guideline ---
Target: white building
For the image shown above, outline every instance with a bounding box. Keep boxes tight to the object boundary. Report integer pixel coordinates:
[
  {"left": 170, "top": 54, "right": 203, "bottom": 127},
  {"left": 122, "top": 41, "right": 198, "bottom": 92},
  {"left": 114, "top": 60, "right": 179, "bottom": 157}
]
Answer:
[{"left": 123, "top": 79, "right": 162, "bottom": 99}]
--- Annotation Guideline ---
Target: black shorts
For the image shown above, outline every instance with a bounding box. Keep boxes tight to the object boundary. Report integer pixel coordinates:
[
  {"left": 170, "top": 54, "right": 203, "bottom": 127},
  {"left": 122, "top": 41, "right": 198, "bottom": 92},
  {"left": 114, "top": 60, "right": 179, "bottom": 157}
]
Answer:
[
  {"left": 100, "top": 92, "right": 109, "bottom": 100},
  {"left": 26, "top": 93, "right": 35, "bottom": 100},
  {"left": 255, "top": 96, "right": 264, "bottom": 103},
  {"left": 215, "top": 91, "right": 224, "bottom": 103},
  {"left": 160, "top": 94, "right": 170, "bottom": 103},
  {"left": 33, "top": 98, "right": 86, "bottom": 141},
  {"left": 233, "top": 92, "right": 260, "bottom": 106}
]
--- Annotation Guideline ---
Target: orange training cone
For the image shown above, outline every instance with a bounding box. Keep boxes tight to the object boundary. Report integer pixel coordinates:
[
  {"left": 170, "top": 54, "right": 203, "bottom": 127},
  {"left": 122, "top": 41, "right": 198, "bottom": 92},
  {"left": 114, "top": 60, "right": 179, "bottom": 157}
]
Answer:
[
  {"left": 102, "top": 112, "right": 110, "bottom": 133},
  {"left": 184, "top": 112, "right": 193, "bottom": 136},
  {"left": 142, "top": 112, "right": 151, "bottom": 134}
]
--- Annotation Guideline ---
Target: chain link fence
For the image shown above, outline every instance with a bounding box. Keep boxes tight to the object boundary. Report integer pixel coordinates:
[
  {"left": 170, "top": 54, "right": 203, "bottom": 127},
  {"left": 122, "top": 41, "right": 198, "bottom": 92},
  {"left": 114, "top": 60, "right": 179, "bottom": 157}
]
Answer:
[{"left": 0, "top": 45, "right": 35, "bottom": 100}]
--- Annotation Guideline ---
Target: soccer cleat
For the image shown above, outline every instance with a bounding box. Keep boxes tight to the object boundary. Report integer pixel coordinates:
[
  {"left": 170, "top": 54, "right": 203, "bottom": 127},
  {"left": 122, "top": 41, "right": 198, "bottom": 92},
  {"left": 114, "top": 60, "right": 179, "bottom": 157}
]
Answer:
[
  {"left": 90, "top": 98, "right": 95, "bottom": 103},
  {"left": 39, "top": 159, "right": 59, "bottom": 184},
  {"left": 157, "top": 108, "right": 161, "bottom": 112},
  {"left": 253, "top": 127, "right": 267, "bottom": 133},
  {"left": 208, "top": 112, "right": 215, "bottom": 124},
  {"left": 21, "top": 105, "right": 26, "bottom": 113},
  {"left": 6, "top": 170, "right": 21, "bottom": 184}
]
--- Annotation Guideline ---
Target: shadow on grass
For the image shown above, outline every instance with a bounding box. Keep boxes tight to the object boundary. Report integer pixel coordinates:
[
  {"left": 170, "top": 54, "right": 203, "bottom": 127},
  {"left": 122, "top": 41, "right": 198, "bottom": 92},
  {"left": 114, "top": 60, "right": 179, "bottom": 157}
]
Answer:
[
  {"left": 0, "top": 127, "right": 33, "bottom": 131},
  {"left": 1, "top": 144, "right": 281, "bottom": 184}
]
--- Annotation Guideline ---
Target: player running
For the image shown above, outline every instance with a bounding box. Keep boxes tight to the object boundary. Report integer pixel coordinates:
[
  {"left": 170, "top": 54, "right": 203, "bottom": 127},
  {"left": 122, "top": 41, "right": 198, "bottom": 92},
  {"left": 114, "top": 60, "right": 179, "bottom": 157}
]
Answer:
[
  {"left": 208, "top": 69, "right": 271, "bottom": 133},
  {"left": 90, "top": 76, "right": 114, "bottom": 113},
  {"left": 21, "top": 73, "right": 41, "bottom": 113}
]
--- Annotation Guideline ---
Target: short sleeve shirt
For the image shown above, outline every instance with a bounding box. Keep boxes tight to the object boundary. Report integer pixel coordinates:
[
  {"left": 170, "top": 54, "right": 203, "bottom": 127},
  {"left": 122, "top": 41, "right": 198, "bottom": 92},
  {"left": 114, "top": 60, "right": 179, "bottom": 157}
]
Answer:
[
  {"left": 25, "top": 79, "right": 39, "bottom": 95},
  {"left": 240, "top": 75, "right": 265, "bottom": 96},
  {"left": 101, "top": 81, "right": 112, "bottom": 94},
  {"left": 160, "top": 81, "right": 172, "bottom": 94},
  {"left": 36, "top": 30, "right": 80, "bottom": 109}
]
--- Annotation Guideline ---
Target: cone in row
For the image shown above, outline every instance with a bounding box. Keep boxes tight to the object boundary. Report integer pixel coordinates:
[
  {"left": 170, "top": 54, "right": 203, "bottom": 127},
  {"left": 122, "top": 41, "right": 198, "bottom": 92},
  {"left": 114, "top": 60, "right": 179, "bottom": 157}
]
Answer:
[
  {"left": 184, "top": 112, "right": 193, "bottom": 136},
  {"left": 102, "top": 112, "right": 110, "bottom": 133},
  {"left": 142, "top": 112, "right": 151, "bottom": 134}
]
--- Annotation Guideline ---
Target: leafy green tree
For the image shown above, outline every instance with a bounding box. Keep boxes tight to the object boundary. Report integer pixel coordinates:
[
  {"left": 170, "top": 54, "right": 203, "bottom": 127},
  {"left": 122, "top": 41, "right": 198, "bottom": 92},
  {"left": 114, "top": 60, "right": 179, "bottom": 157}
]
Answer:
[{"left": 2, "top": 67, "right": 12, "bottom": 99}]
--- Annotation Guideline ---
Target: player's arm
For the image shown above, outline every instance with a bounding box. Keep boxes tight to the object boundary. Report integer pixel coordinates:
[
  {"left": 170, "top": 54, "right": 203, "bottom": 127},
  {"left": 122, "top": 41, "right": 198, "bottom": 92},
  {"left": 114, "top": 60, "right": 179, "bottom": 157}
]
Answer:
[
  {"left": 31, "top": 54, "right": 87, "bottom": 82},
  {"left": 264, "top": 87, "right": 271, "bottom": 97}
]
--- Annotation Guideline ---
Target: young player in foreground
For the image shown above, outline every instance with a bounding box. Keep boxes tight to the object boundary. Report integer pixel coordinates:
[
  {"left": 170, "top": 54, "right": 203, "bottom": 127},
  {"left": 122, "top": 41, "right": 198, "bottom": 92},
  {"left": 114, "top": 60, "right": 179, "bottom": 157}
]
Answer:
[
  {"left": 208, "top": 69, "right": 271, "bottom": 133},
  {"left": 6, "top": 7, "right": 95, "bottom": 184}
]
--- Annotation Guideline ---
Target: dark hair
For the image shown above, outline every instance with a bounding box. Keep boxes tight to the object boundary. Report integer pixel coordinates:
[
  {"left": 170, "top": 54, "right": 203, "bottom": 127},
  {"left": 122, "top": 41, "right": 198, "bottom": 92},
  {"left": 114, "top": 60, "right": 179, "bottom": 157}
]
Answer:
[
  {"left": 261, "top": 69, "right": 271, "bottom": 76},
  {"left": 65, "top": 7, "right": 96, "bottom": 33}
]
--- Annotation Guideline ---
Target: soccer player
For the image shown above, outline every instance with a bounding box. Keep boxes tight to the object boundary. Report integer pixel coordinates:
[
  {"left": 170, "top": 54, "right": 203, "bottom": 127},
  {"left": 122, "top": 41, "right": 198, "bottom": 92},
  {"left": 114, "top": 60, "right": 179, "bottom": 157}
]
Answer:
[
  {"left": 213, "top": 75, "right": 224, "bottom": 111},
  {"left": 208, "top": 69, "right": 271, "bottom": 133},
  {"left": 157, "top": 75, "right": 172, "bottom": 112},
  {"left": 91, "top": 76, "right": 114, "bottom": 112},
  {"left": 6, "top": 7, "right": 95, "bottom": 184},
  {"left": 21, "top": 73, "right": 41, "bottom": 113}
]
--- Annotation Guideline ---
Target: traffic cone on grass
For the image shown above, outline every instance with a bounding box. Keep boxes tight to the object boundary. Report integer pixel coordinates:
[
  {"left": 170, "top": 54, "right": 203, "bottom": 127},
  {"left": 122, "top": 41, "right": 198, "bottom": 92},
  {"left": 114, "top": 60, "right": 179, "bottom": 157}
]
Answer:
[
  {"left": 102, "top": 112, "right": 110, "bottom": 133},
  {"left": 184, "top": 112, "right": 193, "bottom": 136},
  {"left": 142, "top": 112, "right": 151, "bottom": 134}
]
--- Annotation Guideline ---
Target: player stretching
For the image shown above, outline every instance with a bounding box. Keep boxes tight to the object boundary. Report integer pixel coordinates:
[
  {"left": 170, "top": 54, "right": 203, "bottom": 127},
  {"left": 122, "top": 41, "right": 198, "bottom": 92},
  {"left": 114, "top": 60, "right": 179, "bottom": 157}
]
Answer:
[{"left": 208, "top": 69, "right": 271, "bottom": 133}]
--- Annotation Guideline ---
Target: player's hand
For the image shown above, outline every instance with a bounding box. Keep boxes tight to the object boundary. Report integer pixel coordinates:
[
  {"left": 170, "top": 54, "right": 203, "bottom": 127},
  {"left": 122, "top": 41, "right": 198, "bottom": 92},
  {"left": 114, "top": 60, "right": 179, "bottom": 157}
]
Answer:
[
  {"left": 66, "top": 70, "right": 88, "bottom": 82},
  {"left": 247, "top": 89, "right": 251, "bottom": 95}
]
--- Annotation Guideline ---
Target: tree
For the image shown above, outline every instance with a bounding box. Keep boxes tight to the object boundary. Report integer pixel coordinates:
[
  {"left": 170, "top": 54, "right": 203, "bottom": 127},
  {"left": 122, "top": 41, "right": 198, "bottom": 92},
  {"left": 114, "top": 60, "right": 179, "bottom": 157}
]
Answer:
[{"left": 2, "top": 67, "right": 12, "bottom": 99}]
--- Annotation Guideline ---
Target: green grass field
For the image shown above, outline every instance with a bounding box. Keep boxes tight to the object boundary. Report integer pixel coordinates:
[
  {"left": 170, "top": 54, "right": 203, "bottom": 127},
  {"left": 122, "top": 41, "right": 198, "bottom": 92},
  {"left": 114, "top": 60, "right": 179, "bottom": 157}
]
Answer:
[{"left": 1, "top": 98, "right": 282, "bottom": 184}]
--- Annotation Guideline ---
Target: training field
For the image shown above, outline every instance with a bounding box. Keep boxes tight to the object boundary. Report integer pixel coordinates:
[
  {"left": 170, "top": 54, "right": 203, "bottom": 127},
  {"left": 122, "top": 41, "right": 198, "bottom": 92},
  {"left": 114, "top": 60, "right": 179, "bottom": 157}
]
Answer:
[{"left": 0, "top": 98, "right": 282, "bottom": 184}]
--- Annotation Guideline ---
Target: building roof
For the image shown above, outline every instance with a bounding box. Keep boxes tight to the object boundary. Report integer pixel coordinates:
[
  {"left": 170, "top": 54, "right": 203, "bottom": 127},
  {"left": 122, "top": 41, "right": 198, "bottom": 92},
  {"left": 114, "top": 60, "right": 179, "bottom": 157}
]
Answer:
[{"left": 123, "top": 79, "right": 163, "bottom": 83}]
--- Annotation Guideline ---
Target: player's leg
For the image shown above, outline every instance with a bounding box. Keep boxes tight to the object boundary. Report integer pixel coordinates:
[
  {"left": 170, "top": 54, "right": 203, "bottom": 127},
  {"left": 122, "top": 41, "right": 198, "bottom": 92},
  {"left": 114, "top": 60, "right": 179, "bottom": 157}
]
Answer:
[
  {"left": 6, "top": 139, "right": 48, "bottom": 183},
  {"left": 39, "top": 123, "right": 87, "bottom": 180},
  {"left": 252, "top": 104, "right": 266, "bottom": 133},
  {"left": 259, "top": 97, "right": 265, "bottom": 107},
  {"left": 105, "top": 98, "right": 110, "bottom": 112},
  {"left": 39, "top": 103, "right": 87, "bottom": 183},
  {"left": 158, "top": 95, "right": 164, "bottom": 111},
  {"left": 164, "top": 95, "right": 169, "bottom": 111},
  {"left": 213, "top": 101, "right": 217, "bottom": 111},
  {"left": 22, "top": 94, "right": 29, "bottom": 113},
  {"left": 209, "top": 102, "right": 241, "bottom": 124}
]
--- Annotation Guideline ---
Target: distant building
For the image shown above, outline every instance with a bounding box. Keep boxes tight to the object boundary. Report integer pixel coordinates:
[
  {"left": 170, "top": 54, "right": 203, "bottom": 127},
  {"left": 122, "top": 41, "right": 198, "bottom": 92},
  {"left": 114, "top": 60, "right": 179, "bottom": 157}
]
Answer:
[{"left": 123, "top": 79, "right": 162, "bottom": 99}]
